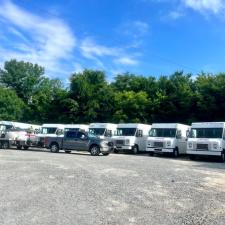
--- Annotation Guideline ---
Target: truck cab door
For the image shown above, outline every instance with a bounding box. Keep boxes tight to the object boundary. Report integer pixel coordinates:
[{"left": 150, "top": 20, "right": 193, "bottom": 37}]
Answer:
[
  {"left": 63, "top": 131, "right": 77, "bottom": 150},
  {"left": 75, "top": 132, "right": 89, "bottom": 151}
]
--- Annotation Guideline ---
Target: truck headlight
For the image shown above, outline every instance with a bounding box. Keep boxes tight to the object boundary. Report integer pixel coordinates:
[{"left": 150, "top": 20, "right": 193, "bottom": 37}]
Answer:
[
  {"left": 125, "top": 139, "right": 130, "bottom": 145},
  {"left": 166, "top": 141, "right": 171, "bottom": 147},
  {"left": 188, "top": 142, "right": 193, "bottom": 149},
  {"left": 148, "top": 141, "right": 151, "bottom": 146},
  {"left": 213, "top": 143, "right": 218, "bottom": 149}
]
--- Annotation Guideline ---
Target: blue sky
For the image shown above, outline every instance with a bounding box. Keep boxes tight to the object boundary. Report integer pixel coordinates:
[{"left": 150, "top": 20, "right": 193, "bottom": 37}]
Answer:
[{"left": 0, "top": 0, "right": 225, "bottom": 81}]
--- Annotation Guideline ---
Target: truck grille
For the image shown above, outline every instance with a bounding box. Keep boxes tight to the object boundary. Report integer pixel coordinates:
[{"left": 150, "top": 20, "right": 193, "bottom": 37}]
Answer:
[
  {"left": 116, "top": 140, "right": 124, "bottom": 145},
  {"left": 197, "top": 143, "right": 208, "bottom": 150},
  {"left": 153, "top": 142, "right": 164, "bottom": 148}
]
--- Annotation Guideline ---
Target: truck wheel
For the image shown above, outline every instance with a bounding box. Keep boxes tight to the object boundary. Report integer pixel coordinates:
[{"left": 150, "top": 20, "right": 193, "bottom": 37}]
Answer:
[
  {"left": 133, "top": 145, "right": 139, "bottom": 154},
  {"left": 65, "top": 150, "right": 71, "bottom": 154},
  {"left": 189, "top": 155, "right": 196, "bottom": 160},
  {"left": 102, "top": 152, "right": 109, "bottom": 156},
  {"left": 221, "top": 151, "right": 225, "bottom": 162},
  {"left": 90, "top": 145, "right": 100, "bottom": 156},
  {"left": 23, "top": 146, "right": 29, "bottom": 150},
  {"left": 114, "top": 149, "right": 119, "bottom": 154},
  {"left": 2, "top": 141, "right": 9, "bottom": 149},
  {"left": 50, "top": 143, "right": 59, "bottom": 153},
  {"left": 173, "top": 148, "right": 179, "bottom": 158},
  {"left": 149, "top": 152, "right": 154, "bottom": 156},
  {"left": 17, "top": 145, "right": 22, "bottom": 150}
]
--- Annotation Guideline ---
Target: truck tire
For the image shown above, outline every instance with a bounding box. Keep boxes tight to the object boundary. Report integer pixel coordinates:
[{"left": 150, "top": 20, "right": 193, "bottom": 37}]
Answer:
[
  {"left": 114, "top": 149, "right": 119, "bottom": 153},
  {"left": 17, "top": 145, "right": 22, "bottom": 150},
  {"left": 90, "top": 145, "right": 100, "bottom": 156},
  {"left": 102, "top": 152, "right": 109, "bottom": 156},
  {"left": 23, "top": 146, "right": 29, "bottom": 150},
  {"left": 189, "top": 155, "right": 196, "bottom": 160},
  {"left": 2, "top": 141, "right": 9, "bottom": 149},
  {"left": 65, "top": 150, "right": 71, "bottom": 154},
  {"left": 149, "top": 152, "right": 154, "bottom": 156},
  {"left": 50, "top": 143, "right": 59, "bottom": 153},
  {"left": 173, "top": 148, "right": 179, "bottom": 158},
  {"left": 221, "top": 151, "right": 225, "bottom": 162},
  {"left": 132, "top": 145, "right": 139, "bottom": 154}
]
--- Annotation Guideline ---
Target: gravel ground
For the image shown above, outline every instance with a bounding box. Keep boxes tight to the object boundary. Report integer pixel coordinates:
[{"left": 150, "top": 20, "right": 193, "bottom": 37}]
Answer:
[{"left": 0, "top": 149, "right": 225, "bottom": 225}]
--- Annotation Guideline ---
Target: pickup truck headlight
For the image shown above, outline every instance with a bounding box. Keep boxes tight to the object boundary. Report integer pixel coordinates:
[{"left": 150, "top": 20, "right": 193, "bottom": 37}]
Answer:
[{"left": 125, "top": 139, "right": 130, "bottom": 145}]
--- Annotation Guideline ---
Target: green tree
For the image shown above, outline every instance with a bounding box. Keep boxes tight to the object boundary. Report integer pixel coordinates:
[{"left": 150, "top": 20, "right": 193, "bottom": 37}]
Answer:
[
  {"left": 0, "top": 59, "right": 45, "bottom": 103},
  {"left": 0, "top": 87, "right": 25, "bottom": 121}
]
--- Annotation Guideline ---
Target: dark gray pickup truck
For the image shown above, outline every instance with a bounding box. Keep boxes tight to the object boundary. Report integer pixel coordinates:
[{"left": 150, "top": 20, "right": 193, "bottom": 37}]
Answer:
[{"left": 45, "top": 130, "right": 113, "bottom": 156}]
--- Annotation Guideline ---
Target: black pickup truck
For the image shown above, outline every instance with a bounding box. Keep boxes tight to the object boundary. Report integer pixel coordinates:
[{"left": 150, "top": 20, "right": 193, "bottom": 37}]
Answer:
[{"left": 45, "top": 130, "right": 113, "bottom": 156}]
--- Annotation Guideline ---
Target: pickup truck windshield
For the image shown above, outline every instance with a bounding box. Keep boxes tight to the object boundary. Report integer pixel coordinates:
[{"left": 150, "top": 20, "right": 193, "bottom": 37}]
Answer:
[
  {"left": 116, "top": 128, "right": 137, "bottom": 136},
  {"left": 89, "top": 128, "right": 105, "bottom": 136},
  {"left": 41, "top": 127, "right": 57, "bottom": 134},
  {"left": 149, "top": 128, "right": 176, "bottom": 137},
  {"left": 190, "top": 128, "right": 223, "bottom": 138}
]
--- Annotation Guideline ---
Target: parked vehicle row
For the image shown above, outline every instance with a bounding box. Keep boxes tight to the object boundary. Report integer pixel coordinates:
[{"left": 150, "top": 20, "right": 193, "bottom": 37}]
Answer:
[{"left": 0, "top": 120, "right": 225, "bottom": 161}]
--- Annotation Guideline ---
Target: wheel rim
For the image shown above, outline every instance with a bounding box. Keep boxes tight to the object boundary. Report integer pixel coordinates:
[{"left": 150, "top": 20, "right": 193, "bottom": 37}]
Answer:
[
  {"left": 91, "top": 147, "right": 98, "bottom": 155},
  {"left": 174, "top": 150, "right": 178, "bottom": 157},
  {"left": 133, "top": 146, "right": 138, "bottom": 154},
  {"left": 222, "top": 153, "right": 225, "bottom": 162},
  {"left": 51, "top": 145, "right": 58, "bottom": 152}
]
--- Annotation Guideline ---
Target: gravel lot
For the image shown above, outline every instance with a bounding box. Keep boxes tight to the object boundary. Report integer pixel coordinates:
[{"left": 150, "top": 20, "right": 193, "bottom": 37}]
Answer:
[{"left": 0, "top": 149, "right": 225, "bottom": 225}]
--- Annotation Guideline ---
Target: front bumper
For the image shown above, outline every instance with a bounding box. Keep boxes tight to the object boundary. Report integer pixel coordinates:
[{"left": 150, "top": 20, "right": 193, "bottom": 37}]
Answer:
[
  {"left": 114, "top": 145, "right": 133, "bottom": 150},
  {"left": 187, "top": 150, "right": 222, "bottom": 156},
  {"left": 146, "top": 147, "right": 174, "bottom": 153}
]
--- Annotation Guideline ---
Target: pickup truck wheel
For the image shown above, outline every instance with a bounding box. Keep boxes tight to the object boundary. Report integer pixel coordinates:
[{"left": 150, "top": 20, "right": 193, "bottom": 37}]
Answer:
[
  {"left": 90, "top": 145, "right": 100, "bottom": 156},
  {"left": 50, "top": 143, "right": 59, "bottom": 153},
  {"left": 114, "top": 149, "right": 119, "bottom": 153},
  {"left": 102, "top": 152, "right": 109, "bottom": 156},
  {"left": 65, "top": 150, "right": 71, "bottom": 154},
  {"left": 132, "top": 145, "right": 139, "bottom": 154}
]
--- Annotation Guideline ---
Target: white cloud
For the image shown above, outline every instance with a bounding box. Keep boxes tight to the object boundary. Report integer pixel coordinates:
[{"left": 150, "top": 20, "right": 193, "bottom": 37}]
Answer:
[
  {"left": 114, "top": 57, "right": 139, "bottom": 66},
  {"left": 168, "top": 10, "right": 184, "bottom": 19},
  {"left": 182, "top": 0, "right": 224, "bottom": 14},
  {"left": 0, "top": 0, "right": 76, "bottom": 77}
]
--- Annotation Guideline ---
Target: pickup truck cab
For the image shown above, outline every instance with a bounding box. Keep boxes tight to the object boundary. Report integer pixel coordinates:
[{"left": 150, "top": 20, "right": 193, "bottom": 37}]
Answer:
[{"left": 45, "top": 130, "right": 113, "bottom": 156}]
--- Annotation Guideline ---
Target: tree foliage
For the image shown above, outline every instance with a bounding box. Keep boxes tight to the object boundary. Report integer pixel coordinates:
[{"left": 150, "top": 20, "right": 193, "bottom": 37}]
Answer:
[{"left": 0, "top": 59, "right": 225, "bottom": 125}]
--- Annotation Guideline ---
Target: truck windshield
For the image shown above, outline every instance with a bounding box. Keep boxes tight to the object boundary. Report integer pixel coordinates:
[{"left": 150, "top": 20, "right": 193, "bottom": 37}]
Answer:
[
  {"left": 116, "top": 128, "right": 137, "bottom": 136},
  {"left": 190, "top": 128, "right": 223, "bottom": 138},
  {"left": 149, "top": 128, "right": 176, "bottom": 137},
  {"left": 41, "top": 127, "right": 57, "bottom": 134},
  {"left": 89, "top": 128, "right": 105, "bottom": 136}
]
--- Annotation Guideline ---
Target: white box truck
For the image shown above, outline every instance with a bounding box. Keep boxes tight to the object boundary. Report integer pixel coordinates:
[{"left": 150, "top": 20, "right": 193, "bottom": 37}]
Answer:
[
  {"left": 187, "top": 122, "right": 225, "bottom": 161},
  {"left": 36, "top": 124, "right": 65, "bottom": 147},
  {"left": 113, "top": 123, "right": 151, "bottom": 154},
  {"left": 64, "top": 124, "right": 89, "bottom": 132},
  {"left": 146, "top": 123, "right": 190, "bottom": 157},
  {"left": 89, "top": 123, "right": 117, "bottom": 140}
]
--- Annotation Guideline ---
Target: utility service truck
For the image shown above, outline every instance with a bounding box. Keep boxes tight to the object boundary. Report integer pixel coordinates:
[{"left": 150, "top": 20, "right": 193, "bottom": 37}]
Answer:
[
  {"left": 89, "top": 123, "right": 117, "bottom": 140},
  {"left": 146, "top": 123, "right": 190, "bottom": 157},
  {"left": 113, "top": 123, "right": 151, "bottom": 154},
  {"left": 187, "top": 122, "right": 225, "bottom": 161}
]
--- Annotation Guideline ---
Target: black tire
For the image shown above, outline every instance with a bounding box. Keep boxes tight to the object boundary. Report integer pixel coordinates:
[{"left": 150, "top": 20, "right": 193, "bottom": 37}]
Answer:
[
  {"left": 114, "top": 149, "right": 119, "bottom": 154},
  {"left": 221, "top": 151, "right": 225, "bottom": 162},
  {"left": 102, "top": 152, "right": 109, "bottom": 156},
  {"left": 189, "top": 155, "right": 196, "bottom": 160},
  {"left": 2, "top": 141, "right": 9, "bottom": 149},
  {"left": 173, "top": 148, "right": 179, "bottom": 158},
  {"left": 149, "top": 152, "right": 154, "bottom": 156},
  {"left": 17, "top": 145, "right": 22, "bottom": 150},
  {"left": 133, "top": 145, "right": 139, "bottom": 154},
  {"left": 50, "top": 143, "right": 59, "bottom": 153},
  {"left": 90, "top": 145, "right": 100, "bottom": 156},
  {"left": 65, "top": 150, "right": 71, "bottom": 154},
  {"left": 23, "top": 146, "right": 29, "bottom": 150}
]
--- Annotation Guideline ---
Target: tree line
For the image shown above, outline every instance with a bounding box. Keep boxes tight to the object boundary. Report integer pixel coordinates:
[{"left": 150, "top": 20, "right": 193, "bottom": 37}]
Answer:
[{"left": 0, "top": 59, "right": 224, "bottom": 125}]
